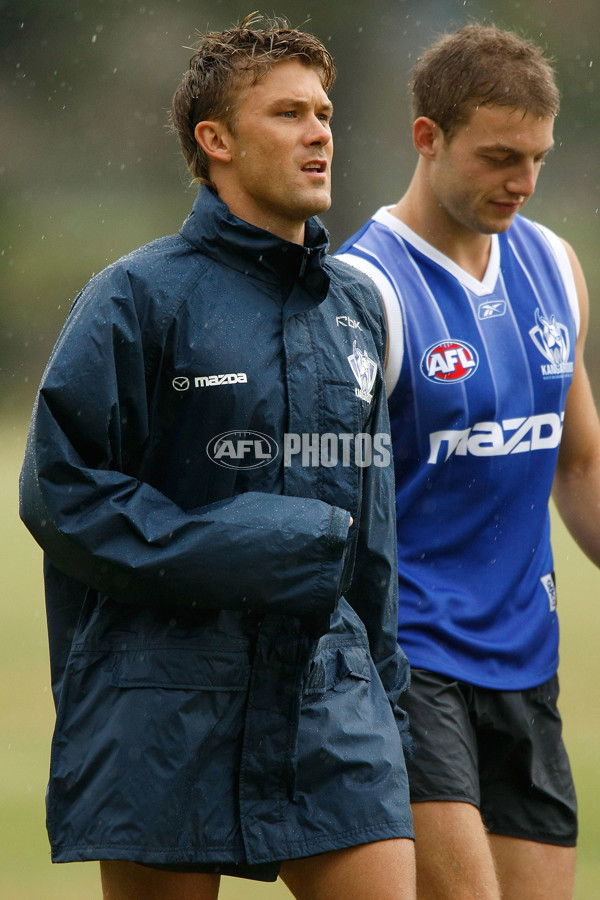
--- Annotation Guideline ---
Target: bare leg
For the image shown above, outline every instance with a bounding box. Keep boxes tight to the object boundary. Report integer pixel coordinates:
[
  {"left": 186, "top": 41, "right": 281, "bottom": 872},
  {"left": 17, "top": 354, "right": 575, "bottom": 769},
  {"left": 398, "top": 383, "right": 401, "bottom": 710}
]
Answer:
[
  {"left": 279, "top": 838, "right": 416, "bottom": 900},
  {"left": 100, "top": 860, "right": 220, "bottom": 900},
  {"left": 489, "top": 834, "right": 576, "bottom": 900},
  {"left": 412, "top": 802, "right": 500, "bottom": 899}
]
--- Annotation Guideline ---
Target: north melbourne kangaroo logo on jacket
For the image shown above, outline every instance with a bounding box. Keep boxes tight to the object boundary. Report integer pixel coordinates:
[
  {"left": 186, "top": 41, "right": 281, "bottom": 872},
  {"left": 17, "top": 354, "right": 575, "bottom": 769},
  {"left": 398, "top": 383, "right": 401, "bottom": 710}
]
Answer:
[{"left": 348, "top": 340, "right": 377, "bottom": 403}]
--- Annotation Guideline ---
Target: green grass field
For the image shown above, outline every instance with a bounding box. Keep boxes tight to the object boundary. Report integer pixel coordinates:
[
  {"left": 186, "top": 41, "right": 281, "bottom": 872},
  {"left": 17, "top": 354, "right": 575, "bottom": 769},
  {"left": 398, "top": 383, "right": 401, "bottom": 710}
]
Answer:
[{"left": 2, "top": 416, "right": 599, "bottom": 899}]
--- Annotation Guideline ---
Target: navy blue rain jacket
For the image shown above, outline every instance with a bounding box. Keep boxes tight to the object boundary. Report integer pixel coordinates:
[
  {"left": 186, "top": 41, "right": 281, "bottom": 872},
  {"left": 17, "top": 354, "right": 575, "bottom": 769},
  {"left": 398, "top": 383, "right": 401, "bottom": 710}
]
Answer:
[{"left": 19, "top": 187, "right": 412, "bottom": 870}]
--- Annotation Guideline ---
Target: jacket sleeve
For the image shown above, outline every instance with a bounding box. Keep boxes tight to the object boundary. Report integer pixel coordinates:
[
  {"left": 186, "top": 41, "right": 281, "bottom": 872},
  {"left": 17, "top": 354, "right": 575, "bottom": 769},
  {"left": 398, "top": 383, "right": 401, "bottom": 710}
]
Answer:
[{"left": 19, "top": 272, "right": 351, "bottom": 621}]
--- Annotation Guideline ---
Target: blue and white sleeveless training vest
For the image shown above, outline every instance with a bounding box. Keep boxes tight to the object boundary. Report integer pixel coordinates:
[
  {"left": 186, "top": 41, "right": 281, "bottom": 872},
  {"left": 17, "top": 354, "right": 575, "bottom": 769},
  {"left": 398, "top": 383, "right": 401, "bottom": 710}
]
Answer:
[{"left": 337, "top": 208, "right": 579, "bottom": 689}]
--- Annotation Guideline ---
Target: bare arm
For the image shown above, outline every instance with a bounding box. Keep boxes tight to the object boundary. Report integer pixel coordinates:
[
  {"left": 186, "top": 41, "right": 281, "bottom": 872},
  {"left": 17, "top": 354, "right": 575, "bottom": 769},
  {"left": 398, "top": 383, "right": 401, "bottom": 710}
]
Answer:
[{"left": 552, "top": 239, "right": 600, "bottom": 566}]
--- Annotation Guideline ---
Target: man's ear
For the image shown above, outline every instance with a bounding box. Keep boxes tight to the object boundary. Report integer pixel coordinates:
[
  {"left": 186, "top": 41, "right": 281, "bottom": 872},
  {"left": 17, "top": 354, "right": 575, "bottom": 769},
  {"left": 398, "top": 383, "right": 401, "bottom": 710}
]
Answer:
[
  {"left": 194, "top": 120, "right": 233, "bottom": 164},
  {"left": 413, "top": 116, "right": 440, "bottom": 159}
]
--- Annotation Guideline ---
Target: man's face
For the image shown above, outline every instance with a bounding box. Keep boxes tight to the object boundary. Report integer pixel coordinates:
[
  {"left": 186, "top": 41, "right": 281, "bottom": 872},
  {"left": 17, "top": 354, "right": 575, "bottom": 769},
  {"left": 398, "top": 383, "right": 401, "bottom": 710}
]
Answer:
[
  {"left": 429, "top": 104, "right": 555, "bottom": 236},
  {"left": 216, "top": 59, "right": 333, "bottom": 243}
]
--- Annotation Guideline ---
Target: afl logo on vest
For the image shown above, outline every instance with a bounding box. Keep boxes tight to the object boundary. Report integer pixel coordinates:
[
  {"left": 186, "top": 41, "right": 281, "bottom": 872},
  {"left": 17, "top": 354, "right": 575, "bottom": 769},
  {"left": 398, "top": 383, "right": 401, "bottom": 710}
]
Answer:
[{"left": 421, "top": 340, "right": 479, "bottom": 384}]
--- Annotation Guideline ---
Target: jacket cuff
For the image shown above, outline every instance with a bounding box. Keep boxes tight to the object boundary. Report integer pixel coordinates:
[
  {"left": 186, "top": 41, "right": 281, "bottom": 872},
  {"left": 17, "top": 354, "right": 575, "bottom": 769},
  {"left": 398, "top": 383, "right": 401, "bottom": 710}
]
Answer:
[{"left": 326, "top": 506, "right": 352, "bottom": 550}]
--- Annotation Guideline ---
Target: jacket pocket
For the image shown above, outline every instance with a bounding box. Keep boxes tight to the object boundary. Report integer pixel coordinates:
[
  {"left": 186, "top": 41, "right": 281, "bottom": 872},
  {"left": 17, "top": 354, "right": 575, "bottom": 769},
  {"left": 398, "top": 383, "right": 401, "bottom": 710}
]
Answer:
[
  {"left": 110, "top": 647, "right": 250, "bottom": 690},
  {"left": 303, "top": 642, "right": 371, "bottom": 696},
  {"left": 47, "top": 647, "right": 251, "bottom": 856}
]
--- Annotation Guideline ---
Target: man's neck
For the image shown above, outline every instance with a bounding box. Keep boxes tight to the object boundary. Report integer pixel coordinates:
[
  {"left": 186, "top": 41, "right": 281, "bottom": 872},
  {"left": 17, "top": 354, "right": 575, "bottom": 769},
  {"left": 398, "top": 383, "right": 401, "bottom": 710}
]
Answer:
[{"left": 389, "top": 185, "right": 493, "bottom": 282}]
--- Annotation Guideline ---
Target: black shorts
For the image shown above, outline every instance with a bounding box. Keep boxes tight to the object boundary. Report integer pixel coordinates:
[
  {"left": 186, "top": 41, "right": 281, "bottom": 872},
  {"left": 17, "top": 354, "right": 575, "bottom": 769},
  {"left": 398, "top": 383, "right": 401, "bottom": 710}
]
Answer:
[{"left": 403, "top": 668, "right": 577, "bottom": 847}]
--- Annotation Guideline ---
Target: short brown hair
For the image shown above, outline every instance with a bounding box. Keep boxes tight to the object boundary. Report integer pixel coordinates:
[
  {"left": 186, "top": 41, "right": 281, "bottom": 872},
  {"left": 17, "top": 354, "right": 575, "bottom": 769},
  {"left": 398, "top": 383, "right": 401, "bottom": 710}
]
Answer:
[
  {"left": 170, "top": 13, "right": 336, "bottom": 183},
  {"left": 411, "top": 24, "right": 560, "bottom": 140}
]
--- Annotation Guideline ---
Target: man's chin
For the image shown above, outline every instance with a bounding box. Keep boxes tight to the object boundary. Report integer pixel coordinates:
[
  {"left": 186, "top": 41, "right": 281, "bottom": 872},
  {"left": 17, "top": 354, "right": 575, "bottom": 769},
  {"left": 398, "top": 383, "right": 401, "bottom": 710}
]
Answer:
[
  {"left": 306, "top": 192, "right": 332, "bottom": 219},
  {"left": 477, "top": 215, "right": 515, "bottom": 236}
]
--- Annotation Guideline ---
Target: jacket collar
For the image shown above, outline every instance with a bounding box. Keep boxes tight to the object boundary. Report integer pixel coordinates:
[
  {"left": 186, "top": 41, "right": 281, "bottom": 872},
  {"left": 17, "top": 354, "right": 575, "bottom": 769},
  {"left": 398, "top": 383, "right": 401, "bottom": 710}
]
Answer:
[{"left": 180, "top": 186, "right": 331, "bottom": 299}]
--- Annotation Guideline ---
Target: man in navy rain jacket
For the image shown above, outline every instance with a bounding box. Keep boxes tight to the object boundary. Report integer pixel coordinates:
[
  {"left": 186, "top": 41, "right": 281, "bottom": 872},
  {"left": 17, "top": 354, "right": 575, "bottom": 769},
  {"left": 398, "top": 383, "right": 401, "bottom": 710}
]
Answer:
[{"left": 19, "top": 15, "right": 415, "bottom": 900}]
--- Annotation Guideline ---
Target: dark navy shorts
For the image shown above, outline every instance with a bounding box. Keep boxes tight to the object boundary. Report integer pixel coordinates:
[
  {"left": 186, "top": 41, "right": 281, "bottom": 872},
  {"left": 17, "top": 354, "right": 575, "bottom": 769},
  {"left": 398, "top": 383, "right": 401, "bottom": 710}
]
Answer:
[{"left": 402, "top": 668, "right": 578, "bottom": 847}]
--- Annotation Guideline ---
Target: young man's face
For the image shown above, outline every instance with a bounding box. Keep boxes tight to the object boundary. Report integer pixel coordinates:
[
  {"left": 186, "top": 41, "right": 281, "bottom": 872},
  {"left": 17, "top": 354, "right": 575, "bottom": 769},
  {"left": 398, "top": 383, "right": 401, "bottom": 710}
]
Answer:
[
  {"left": 215, "top": 59, "right": 333, "bottom": 243},
  {"left": 429, "top": 104, "right": 554, "bottom": 236}
]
